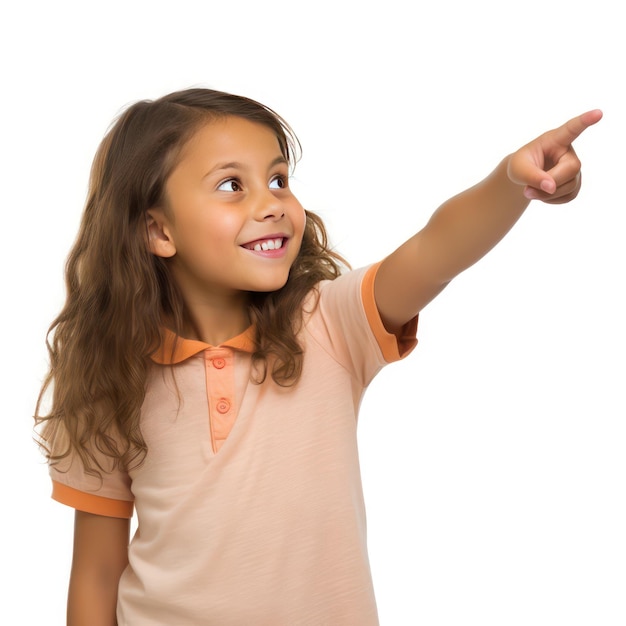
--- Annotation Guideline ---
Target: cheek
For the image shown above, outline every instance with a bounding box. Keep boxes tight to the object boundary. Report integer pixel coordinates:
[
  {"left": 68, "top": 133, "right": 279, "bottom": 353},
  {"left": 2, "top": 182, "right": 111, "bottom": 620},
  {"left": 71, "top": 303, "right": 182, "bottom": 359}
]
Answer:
[
  {"left": 207, "top": 212, "right": 244, "bottom": 242},
  {"left": 177, "top": 210, "right": 242, "bottom": 248},
  {"left": 292, "top": 206, "right": 307, "bottom": 242}
]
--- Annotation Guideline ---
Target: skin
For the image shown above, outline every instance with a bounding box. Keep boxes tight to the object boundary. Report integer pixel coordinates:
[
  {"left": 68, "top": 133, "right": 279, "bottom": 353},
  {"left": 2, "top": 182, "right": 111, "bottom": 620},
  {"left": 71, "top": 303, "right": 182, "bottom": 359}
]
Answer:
[
  {"left": 375, "top": 109, "right": 603, "bottom": 332},
  {"left": 67, "top": 512, "right": 129, "bottom": 626},
  {"left": 67, "top": 109, "right": 602, "bottom": 624}
]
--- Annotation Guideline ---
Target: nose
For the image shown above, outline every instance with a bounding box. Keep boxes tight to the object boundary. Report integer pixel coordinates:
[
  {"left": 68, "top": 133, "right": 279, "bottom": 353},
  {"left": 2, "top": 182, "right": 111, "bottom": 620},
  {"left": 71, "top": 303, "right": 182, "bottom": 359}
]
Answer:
[{"left": 253, "top": 188, "right": 285, "bottom": 222}]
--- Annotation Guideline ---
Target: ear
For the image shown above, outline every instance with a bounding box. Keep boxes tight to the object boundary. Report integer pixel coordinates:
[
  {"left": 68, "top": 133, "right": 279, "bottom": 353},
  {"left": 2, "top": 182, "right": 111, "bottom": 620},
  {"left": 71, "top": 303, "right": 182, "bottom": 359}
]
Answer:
[{"left": 146, "top": 209, "right": 176, "bottom": 258}]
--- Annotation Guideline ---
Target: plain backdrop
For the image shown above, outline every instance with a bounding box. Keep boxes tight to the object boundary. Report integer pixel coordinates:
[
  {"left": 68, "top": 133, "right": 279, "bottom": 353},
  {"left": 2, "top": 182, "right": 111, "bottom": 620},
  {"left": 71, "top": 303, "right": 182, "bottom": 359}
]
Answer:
[{"left": 2, "top": 1, "right": 624, "bottom": 624}]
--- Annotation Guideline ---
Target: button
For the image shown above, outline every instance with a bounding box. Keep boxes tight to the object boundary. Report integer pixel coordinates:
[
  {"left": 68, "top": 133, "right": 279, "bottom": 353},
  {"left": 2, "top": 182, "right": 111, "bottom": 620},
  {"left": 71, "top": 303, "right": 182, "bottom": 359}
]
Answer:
[
  {"left": 216, "top": 398, "right": 231, "bottom": 414},
  {"left": 212, "top": 358, "right": 226, "bottom": 369}
]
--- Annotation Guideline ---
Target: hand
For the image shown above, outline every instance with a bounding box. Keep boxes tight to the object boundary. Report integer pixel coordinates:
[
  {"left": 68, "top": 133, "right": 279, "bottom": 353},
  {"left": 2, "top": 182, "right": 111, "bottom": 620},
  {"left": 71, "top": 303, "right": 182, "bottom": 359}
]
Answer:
[{"left": 507, "top": 109, "right": 603, "bottom": 204}]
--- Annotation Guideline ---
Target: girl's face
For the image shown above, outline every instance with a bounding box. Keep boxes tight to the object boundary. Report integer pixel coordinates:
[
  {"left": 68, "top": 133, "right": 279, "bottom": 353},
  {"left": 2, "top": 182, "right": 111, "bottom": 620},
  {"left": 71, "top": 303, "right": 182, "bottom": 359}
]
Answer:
[{"left": 148, "top": 116, "right": 306, "bottom": 303}]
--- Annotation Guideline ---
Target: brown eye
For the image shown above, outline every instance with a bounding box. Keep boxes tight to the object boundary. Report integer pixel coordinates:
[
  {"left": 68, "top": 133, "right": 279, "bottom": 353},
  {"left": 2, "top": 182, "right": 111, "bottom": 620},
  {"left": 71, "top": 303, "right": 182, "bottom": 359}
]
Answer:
[
  {"left": 269, "top": 176, "right": 287, "bottom": 189},
  {"left": 217, "top": 179, "right": 242, "bottom": 192}
]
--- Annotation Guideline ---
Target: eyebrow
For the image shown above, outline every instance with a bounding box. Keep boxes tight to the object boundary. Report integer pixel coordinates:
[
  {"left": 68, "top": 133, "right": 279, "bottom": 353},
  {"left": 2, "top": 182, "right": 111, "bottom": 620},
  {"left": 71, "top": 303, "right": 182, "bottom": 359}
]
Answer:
[{"left": 205, "top": 156, "right": 288, "bottom": 178}]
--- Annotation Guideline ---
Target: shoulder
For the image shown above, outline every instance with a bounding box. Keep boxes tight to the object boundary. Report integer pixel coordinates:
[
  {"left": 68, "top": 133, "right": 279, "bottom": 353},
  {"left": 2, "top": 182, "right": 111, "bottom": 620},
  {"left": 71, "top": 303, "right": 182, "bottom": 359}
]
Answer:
[
  {"left": 303, "top": 263, "right": 416, "bottom": 362},
  {"left": 304, "top": 264, "right": 375, "bottom": 315}
]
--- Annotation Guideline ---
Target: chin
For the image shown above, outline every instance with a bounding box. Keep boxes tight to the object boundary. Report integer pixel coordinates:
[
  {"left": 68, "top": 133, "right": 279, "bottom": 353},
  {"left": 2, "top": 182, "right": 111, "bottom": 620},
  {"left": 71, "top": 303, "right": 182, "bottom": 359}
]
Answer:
[{"left": 246, "top": 276, "right": 290, "bottom": 294}]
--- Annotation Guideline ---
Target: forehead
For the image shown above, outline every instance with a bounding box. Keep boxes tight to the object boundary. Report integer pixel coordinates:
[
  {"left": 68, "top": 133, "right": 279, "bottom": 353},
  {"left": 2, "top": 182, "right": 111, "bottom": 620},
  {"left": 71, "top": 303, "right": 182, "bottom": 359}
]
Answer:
[{"left": 176, "top": 116, "right": 284, "bottom": 169}]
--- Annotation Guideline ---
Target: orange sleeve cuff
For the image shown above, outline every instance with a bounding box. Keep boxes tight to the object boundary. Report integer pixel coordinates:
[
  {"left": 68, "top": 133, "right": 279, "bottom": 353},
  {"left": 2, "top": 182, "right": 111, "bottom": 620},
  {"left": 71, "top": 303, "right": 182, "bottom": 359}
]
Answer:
[
  {"left": 52, "top": 481, "right": 134, "bottom": 519},
  {"left": 361, "top": 263, "right": 418, "bottom": 362}
]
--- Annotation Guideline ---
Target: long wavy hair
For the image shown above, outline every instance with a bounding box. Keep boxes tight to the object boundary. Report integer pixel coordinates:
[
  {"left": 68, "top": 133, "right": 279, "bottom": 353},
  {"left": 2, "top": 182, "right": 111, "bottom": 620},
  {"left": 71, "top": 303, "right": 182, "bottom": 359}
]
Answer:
[{"left": 34, "top": 88, "right": 347, "bottom": 476}]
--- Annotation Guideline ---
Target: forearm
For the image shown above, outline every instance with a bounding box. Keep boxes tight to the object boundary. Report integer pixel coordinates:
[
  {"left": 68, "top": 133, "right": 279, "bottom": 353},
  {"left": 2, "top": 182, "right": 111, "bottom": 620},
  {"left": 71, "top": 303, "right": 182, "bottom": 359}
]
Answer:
[
  {"left": 376, "top": 156, "right": 528, "bottom": 329},
  {"left": 67, "top": 511, "right": 129, "bottom": 626},
  {"left": 67, "top": 571, "right": 121, "bottom": 626},
  {"left": 419, "top": 155, "right": 529, "bottom": 284}
]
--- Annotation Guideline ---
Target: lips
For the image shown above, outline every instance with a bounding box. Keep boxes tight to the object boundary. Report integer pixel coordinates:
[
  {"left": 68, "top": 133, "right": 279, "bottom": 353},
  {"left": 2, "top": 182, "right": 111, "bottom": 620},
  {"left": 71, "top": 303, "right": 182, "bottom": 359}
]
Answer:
[{"left": 241, "top": 236, "right": 287, "bottom": 252}]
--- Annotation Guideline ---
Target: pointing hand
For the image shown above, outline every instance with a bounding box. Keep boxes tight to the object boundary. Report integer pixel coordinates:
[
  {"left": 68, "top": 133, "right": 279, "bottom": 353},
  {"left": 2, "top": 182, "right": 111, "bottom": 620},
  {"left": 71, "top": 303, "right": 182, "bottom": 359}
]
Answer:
[{"left": 507, "top": 109, "right": 603, "bottom": 204}]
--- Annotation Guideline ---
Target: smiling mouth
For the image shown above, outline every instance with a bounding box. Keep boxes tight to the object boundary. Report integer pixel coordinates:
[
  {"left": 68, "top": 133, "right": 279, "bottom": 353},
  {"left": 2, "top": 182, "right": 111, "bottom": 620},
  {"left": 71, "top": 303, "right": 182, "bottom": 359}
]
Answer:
[{"left": 242, "top": 237, "right": 285, "bottom": 252}]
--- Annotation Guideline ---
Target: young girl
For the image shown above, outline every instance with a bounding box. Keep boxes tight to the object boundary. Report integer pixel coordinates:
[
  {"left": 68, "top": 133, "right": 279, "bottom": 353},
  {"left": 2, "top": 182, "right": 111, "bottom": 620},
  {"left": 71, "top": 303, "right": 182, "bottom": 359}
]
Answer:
[{"left": 35, "top": 88, "right": 601, "bottom": 625}]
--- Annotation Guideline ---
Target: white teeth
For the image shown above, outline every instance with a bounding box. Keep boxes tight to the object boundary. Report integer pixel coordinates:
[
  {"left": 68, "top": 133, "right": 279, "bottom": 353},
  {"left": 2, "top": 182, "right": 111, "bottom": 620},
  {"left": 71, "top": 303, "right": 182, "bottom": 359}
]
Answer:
[{"left": 251, "top": 238, "right": 283, "bottom": 252}]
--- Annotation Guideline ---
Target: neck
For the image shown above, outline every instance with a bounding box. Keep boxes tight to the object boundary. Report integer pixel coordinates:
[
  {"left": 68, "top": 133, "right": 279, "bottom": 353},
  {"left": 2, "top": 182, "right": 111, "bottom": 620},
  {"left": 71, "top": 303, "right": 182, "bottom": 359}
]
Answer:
[{"left": 178, "top": 293, "right": 251, "bottom": 346}]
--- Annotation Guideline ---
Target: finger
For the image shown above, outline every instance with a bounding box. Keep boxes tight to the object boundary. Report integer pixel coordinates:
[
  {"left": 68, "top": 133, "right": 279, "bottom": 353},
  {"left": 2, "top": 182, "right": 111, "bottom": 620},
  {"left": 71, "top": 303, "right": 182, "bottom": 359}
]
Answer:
[
  {"left": 507, "top": 147, "right": 556, "bottom": 192},
  {"left": 549, "top": 109, "right": 603, "bottom": 147},
  {"left": 524, "top": 172, "right": 581, "bottom": 202},
  {"left": 545, "top": 147, "right": 582, "bottom": 188},
  {"left": 541, "top": 185, "right": 581, "bottom": 205}
]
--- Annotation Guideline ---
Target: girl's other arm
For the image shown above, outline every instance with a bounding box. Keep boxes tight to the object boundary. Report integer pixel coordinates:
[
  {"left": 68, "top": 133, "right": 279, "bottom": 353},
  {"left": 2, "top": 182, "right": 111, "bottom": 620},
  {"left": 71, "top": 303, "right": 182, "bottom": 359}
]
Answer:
[
  {"left": 67, "top": 510, "right": 130, "bottom": 626},
  {"left": 375, "top": 109, "right": 602, "bottom": 333}
]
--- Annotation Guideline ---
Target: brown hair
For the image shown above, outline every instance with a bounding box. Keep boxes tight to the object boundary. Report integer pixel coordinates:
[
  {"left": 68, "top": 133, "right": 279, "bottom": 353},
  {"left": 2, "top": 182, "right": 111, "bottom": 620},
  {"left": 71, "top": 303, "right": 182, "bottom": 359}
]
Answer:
[{"left": 34, "top": 88, "right": 347, "bottom": 476}]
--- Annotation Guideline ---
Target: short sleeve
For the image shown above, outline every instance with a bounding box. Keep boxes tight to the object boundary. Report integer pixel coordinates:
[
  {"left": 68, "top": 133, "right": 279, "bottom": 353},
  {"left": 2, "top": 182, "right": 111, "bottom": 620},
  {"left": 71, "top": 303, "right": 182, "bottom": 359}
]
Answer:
[
  {"left": 304, "top": 264, "right": 418, "bottom": 386},
  {"left": 360, "top": 262, "right": 418, "bottom": 361},
  {"left": 48, "top": 424, "right": 134, "bottom": 519}
]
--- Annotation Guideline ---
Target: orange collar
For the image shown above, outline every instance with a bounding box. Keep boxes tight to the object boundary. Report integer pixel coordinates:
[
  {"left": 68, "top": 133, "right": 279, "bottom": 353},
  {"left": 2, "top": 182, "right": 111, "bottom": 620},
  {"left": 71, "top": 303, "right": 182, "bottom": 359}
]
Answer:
[{"left": 151, "top": 326, "right": 256, "bottom": 365}]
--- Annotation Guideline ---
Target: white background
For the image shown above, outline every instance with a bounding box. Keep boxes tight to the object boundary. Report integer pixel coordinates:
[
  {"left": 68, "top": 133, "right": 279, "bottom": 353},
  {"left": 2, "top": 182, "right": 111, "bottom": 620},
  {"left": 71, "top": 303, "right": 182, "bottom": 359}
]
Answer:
[{"left": 2, "top": 1, "right": 624, "bottom": 624}]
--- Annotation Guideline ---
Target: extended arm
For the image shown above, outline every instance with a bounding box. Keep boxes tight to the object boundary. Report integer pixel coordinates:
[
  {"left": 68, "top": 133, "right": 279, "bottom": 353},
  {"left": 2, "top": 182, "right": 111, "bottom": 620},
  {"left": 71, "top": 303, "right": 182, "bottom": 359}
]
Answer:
[
  {"left": 67, "top": 511, "right": 130, "bottom": 626},
  {"left": 375, "top": 109, "right": 602, "bottom": 332}
]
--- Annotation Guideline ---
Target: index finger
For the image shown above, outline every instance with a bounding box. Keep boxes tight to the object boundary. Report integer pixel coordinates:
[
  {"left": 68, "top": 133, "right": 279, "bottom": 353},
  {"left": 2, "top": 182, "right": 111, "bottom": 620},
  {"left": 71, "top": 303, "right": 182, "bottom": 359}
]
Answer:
[{"left": 551, "top": 109, "right": 603, "bottom": 146}]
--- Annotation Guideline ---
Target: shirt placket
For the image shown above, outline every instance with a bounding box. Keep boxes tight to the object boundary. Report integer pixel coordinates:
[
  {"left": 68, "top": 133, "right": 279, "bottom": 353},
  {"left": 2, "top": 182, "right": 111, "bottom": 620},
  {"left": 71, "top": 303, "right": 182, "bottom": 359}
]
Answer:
[{"left": 203, "top": 348, "right": 237, "bottom": 453}]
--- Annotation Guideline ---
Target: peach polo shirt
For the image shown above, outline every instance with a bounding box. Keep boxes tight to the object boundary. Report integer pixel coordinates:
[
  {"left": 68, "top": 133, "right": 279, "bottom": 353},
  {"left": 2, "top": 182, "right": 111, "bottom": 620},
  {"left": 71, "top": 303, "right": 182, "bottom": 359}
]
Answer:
[{"left": 50, "top": 264, "right": 418, "bottom": 625}]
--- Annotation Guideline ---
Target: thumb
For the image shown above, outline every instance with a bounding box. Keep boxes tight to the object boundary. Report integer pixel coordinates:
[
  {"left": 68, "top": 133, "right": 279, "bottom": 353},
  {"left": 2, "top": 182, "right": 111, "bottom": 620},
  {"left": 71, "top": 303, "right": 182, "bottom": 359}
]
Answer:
[
  {"left": 523, "top": 176, "right": 557, "bottom": 200},
  {"left": 507, "top": 149, "right": 557, "bottom": 194},
  {"left": 536, "top": 176, "right": 557, "bottom": 195}
]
